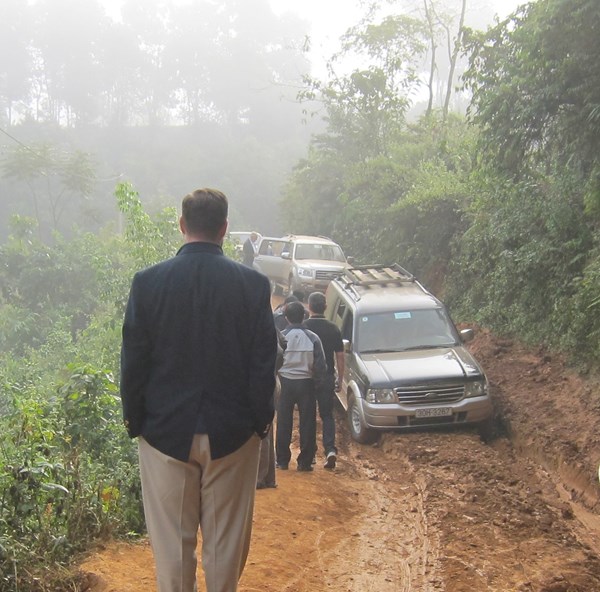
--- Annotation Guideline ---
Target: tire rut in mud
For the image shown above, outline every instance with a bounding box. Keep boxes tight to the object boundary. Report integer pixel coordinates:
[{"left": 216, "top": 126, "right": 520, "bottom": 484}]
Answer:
[{"left": 337, "top": 415, "right": 600, "bottom": 592}]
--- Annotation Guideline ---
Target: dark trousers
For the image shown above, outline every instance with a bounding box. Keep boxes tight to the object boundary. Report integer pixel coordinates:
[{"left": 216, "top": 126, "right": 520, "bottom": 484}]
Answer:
[
  {"left": 316, "top": 373, "right": 337, "bottom": 456},
  {"left": 276, "top": 377, "right": 316, "bottom": 468},
  {"left": 257, "top": 425, "right": 276, "bottom": 487}
]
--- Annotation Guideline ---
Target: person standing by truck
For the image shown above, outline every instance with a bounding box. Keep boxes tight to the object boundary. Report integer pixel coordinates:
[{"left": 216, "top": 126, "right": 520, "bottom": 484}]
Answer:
[
  {"left": 242, "top": 231, "right": 259, "bottom": 267},
  {"left": 276, "top": 301, "right": 326, "bottom": 471},
  {"left": 304, "top": 291, "right": 345, "bottom": 469}
]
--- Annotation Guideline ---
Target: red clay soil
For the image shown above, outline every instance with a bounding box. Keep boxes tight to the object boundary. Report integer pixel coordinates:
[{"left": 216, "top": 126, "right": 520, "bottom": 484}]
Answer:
[{"left": 78, "top": 326, "right": 600, "bottom": 592}]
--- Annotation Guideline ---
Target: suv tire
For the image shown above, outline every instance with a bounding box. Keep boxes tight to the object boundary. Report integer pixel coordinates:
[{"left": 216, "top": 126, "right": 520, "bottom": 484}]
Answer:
[
  {"left": 270, "top": 279, "right": 283, "bottom": 295},
  {"left": 287, "top": 275, "right": 296, "bottom": 296},
  {"left": 477, "top": 416, "right": 495, "bottom": 444},
  {"left": 348, "top": 396, "right": 378, "bottom": 444}
]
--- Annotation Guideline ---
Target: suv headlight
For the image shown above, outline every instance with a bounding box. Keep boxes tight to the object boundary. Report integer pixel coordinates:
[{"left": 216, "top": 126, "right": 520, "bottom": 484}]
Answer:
[
  {"left": 464, "top": 380, "right": 488, "bottom": 398},
  {"left": 366, "top": 388, "right": 397, "bottom": 404},
  {"left": 296, "top": 267, "right": 314, "bottom": 279}
]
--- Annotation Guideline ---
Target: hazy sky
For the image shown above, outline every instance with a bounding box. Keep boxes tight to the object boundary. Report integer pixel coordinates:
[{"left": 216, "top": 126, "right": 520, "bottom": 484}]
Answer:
[
  {"left": 101, "top": 1, "right": 525, "bottom": 45},
  {"left": 270, "top": 0, "right": 524, "bottom": 53},
  {"left": 100, "top": 0, "right": 525, "bottom": 74},
  {"left": 268, "top": 0, "right": 525, "bottom": 75}
]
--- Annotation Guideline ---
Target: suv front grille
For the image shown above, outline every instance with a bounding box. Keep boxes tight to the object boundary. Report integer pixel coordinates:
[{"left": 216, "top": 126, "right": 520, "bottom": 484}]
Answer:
[
  {"left": 394, "top": 384, "right": 465, "bottom": 405},
  {"left": 315, "top": 270, "right": 340, "bottom": 281}
]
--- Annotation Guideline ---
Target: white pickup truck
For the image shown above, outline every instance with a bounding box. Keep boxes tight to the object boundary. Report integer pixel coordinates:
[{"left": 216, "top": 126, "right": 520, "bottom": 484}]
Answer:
[{"left": 253, "top": 234, "right": 350, "bottom": 295}]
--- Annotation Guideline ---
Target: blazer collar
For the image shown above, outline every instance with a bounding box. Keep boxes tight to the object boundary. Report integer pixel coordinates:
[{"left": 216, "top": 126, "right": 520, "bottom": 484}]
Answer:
[{"left": 176, "top": 241, "right": 223, "bottom": 256}]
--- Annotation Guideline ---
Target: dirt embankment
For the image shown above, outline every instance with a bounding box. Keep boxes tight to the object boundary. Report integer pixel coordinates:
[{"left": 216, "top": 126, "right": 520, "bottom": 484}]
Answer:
[{"left": 79, "top": 327, "right": 600, "bottom": 592}]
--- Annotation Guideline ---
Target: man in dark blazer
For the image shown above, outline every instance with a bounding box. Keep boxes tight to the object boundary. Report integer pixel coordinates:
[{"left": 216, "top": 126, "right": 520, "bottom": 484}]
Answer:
[
  {"left": 242, "top": 231, "right": 258, "bottom": 267},
  {"left": 120, "top": 188, "right": 277, "bottom": 592}
]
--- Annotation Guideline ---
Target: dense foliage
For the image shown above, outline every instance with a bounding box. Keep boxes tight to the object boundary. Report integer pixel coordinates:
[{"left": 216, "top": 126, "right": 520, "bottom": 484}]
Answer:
[
  {"left": 449, "top": 0, "right": 600, "bottom": 358},
  {"left": 0, "top": 0, "right": 309, "bottom": 129},
  {"left": 282, "top": 0, "right": 600, "bottom": 363}
]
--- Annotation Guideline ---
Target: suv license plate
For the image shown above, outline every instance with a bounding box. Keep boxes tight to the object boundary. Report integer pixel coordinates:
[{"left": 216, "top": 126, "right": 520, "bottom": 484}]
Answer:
[{"left": 415, "top": 407, "right": 453, "bottom": 418}]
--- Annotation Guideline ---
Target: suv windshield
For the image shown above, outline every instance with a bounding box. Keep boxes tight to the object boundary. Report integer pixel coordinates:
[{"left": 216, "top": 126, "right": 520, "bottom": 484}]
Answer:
[
  {"left": 357, "top": 309, "right": 457, "bottom": 353},
  {"left": 294, "top": 243, "right": 346, "bottom": 262}
]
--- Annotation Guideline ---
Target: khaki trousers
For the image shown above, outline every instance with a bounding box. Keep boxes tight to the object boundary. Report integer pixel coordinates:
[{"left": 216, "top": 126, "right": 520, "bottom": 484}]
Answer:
[{"left": 138, "top": 434, "right": 261, "bottom": 592}]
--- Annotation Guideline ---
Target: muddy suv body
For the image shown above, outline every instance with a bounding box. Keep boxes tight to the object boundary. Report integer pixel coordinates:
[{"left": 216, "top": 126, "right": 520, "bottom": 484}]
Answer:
[
  {"left": 253, "top": 234, "right": 349, "bottom": 295},
  {"left": 324, "top": 264, "right": 492, "bottom": 443}
]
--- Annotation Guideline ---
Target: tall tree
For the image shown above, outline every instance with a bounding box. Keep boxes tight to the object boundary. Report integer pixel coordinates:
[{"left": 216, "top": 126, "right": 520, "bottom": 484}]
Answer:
[
  {"left": 0, "top": 1, "right": 32, "bottom": 125},
  {"left": 34, "top": 0, "right": 110, "bottom": 125},
  {"left": 121, "top": 0, "right": 174, "bottom": 125},
  {"left": 164, "top": 1, "right": 217, "bottom": 125},
  {"left": 441, "top": 0, "right": 467, "bottom": 121},
  {"left": 422, "top": 0, "right": 438, "bottom": 117},
  {"left": 2, "top": 143, "right": 96, "bottom": 235},
  {"left": 98, "top": 19, "right": 145, "bottom": 126},
  {"left": 308, "top": 13, "right": 428, "bottom": 158}
]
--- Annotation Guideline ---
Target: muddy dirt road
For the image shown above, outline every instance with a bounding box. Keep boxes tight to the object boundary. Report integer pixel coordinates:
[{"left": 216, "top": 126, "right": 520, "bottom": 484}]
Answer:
[{"left": 80, "top": 326, "right": 600, "bottom": 592}]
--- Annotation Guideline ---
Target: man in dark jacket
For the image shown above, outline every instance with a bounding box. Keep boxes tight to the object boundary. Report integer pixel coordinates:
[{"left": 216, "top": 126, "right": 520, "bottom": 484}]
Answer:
[
  {"left": 120, "top": 188, "right": 277, "bottom": 592},
  {"left": 242, "top": 231, "right": 258, "bottom": 267},
  {"left": 304, "top": 291, "right": 345, "bottom": 470}
]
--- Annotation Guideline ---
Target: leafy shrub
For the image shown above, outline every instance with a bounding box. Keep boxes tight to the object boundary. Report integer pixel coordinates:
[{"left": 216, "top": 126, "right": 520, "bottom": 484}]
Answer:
[{"left": 0, "top": 367, "right": 143, "bottom": 592}]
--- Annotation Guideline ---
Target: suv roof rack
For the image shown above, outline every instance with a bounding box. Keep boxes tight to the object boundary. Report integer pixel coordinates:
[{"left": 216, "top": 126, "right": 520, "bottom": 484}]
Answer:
[
  {"left": 281, "top": 234, "right": 334, "bottom": 242},
  {"left": 338, "top": 264, "right": 427, "bottom": 301},
  {"left": 343, "top": 263, "right": 414, "bottom": 284}
]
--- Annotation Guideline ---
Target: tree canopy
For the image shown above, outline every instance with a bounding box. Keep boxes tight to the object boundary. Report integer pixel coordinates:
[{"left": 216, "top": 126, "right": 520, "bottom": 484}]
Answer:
[{"left": 462, "top": 0, "right": 600, "bottom": 182}]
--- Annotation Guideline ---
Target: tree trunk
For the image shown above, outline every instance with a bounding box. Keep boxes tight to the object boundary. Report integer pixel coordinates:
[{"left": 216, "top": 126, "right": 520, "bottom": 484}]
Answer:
[
  {"left": 423, "top": 0, "right": 437, "bottom": 117},
  {"left": 443, "top": 0, "right": 467, "bottom": 121}
]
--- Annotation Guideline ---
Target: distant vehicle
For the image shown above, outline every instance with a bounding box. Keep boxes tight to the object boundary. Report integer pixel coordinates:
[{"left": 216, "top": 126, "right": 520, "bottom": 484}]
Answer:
[
  {"left": 324, "top": 264, "right": 492, "bottom": 443},
  {"left": 253, "top": 234, "right": 350, "bottom": 295},
  {"left": 228, "top": 231, "right": 262, "bottom": 253}
]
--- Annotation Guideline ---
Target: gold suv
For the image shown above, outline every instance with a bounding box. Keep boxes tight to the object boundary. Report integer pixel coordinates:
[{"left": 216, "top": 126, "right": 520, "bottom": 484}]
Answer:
[{"left": 324, "top": 264, "right": 492, "bottom": 443}]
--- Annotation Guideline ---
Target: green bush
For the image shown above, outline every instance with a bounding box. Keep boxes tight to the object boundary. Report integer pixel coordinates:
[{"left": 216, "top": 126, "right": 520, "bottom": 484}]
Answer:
[{"left": 0, "top": 367, "right": 143, "bottom": 592}]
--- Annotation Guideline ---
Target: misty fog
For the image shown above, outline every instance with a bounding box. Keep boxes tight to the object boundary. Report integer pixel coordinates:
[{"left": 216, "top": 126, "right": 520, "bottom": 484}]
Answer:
[
  {"left": 0, "top": 0, "right": 505, "bottom": 241},
  {"left": 0, "top": 0, "right": 321, "bottom": 240}
]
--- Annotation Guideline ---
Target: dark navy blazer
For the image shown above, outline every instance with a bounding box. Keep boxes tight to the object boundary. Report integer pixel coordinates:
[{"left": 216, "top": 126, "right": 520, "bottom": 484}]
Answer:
[{"left": 120, "top": 241, "right": 277, "bottom": 461}]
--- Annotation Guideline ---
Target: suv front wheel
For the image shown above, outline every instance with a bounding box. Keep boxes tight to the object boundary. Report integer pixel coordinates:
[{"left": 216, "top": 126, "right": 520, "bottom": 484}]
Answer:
[
  {"left": 287, "top": 275, "right": 298, "bottom": 296},
  {"left": 271, "top": 279, "right": 283, "bottom": 296},
  {"left": 348, "top": 396, "right": 378, "bottom": 444}
]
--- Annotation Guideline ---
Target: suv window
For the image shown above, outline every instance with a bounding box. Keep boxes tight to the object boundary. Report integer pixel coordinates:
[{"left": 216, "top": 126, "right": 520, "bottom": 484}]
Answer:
[
  {"left": 294, "top": 243, "right": 346, "bottom": 262},
  {"left": 356, "top": 309, "right": 456, "bottom": 353},
  {"left": 336, "top": 301, "right": 346, "bottom": 323},
  {"left": 341, "top": 312, "right": 353, "bottom": 342},
  {"left": 258, "top": 239, "right": 286, "bottom": 256}
]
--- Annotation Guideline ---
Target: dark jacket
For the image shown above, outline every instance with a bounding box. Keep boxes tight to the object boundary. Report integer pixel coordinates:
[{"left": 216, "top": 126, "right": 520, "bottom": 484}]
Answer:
[
  {"left": 242, "top": 237, "right": 256, "bottom": 267},
  {"left": 120, "top": 241, "right": 277, "bottom": 461}
]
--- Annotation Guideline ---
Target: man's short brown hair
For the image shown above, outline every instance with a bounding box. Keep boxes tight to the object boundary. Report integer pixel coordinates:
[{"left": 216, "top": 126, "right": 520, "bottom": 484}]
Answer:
[{"left": 182, "top": 188, "right": 228, "bottom": 239}]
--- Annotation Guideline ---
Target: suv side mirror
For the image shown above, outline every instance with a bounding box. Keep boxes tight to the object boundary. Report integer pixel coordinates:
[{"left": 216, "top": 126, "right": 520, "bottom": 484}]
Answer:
[
  {"left": 281, "top": 251, "right": 291, "bottom": 259},
  {"left": 460, "top": 328, "right": 474, "bottom": 343},
  {"left": 346, "top": 256, "right": 355, "bottom": 265}
]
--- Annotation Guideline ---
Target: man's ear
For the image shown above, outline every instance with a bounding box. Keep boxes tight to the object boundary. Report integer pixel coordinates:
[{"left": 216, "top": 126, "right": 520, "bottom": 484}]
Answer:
[
  {"left": 217, "top": 219, "right": 228, "bottom": 241},
  {"left": 179, "top": 216, "right": 186, "bottom": 235}
]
